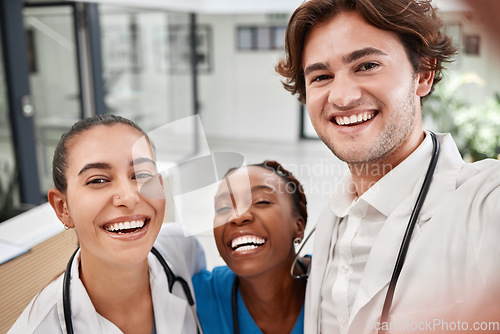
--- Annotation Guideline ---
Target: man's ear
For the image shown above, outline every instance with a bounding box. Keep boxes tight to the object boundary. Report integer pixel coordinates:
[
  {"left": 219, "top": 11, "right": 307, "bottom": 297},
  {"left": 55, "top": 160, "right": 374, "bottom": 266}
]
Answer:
[
  {"left": 48, "top": 188, "right": 74, "bottom": 228},
  {"left": 416, "top": 58, "right": 436, "bottom": 97}
]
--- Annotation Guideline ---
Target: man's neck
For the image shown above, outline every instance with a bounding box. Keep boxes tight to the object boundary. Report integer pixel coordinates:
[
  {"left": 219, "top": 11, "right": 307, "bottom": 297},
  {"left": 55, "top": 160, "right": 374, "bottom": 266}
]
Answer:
[{"left": 348, "top": 131, "right": 426, "bottom": 197}]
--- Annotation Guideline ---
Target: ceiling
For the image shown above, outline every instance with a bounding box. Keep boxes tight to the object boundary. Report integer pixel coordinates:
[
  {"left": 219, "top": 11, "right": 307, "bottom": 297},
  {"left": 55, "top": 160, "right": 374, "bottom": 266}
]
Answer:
[{"left": 55, "top": 0, "right": 470, "bottom": 14}]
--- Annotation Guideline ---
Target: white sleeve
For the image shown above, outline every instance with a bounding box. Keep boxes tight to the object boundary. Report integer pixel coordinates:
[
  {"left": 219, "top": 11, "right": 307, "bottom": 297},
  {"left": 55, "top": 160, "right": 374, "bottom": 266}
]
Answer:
[{"left": 467, "top": 166, "right": 500, "bottom": 299}]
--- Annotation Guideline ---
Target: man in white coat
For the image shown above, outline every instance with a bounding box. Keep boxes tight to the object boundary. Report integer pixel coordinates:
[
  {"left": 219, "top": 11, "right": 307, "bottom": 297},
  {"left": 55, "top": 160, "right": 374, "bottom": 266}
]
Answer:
[{"left": 276, "top": 0, "right": 500, "bottom": 333}]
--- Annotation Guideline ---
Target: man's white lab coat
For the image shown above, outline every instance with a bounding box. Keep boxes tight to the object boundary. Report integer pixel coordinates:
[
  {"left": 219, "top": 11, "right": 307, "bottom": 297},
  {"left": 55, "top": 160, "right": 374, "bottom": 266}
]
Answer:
[{"left": 305, "top": 133, "right": 500, "bottom": 333}]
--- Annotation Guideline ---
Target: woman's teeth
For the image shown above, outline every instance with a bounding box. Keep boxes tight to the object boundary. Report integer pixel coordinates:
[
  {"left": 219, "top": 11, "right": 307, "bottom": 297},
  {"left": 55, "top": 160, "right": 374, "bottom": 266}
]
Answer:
[
  {"left": 335, "top": 112, "right": 374, "bottom": 126},
  {"left": 104, "top": 220, "right": 145, "bottom": 233},
  {"left": 231, "top": 235, "right": 266, "bottom": 252}
]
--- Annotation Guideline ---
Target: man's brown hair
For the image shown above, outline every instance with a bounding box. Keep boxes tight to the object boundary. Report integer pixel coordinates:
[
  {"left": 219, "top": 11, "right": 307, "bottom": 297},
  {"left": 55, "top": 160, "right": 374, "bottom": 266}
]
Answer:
[{"left": 275, "top": 0, "right": 457, "bottom": 103}]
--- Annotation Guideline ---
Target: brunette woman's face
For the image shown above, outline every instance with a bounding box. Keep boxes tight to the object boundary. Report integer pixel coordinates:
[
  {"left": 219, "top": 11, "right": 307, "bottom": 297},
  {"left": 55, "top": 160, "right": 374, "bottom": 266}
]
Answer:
[
  {"left": 50, "top": 124, "right": 165, "bottom": 267},
  {"left": 213, "top": 166, "right": 304, "bottom": 279}
]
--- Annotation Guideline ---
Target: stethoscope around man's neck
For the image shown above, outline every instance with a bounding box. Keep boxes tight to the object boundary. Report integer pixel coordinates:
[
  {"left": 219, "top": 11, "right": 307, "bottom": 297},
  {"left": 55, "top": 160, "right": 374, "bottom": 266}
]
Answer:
[
  {"left": 62, "top": 247, "right": 204, "bottom": 334},
  {"left": 291, "top": 131, "right": 440, "bottom": 334}
]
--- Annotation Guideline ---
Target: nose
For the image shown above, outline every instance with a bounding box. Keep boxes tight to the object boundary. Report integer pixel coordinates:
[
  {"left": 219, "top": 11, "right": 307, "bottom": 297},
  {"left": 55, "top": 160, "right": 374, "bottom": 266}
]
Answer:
[
  {"left": 113, "top": 179, "right": 140, "bottom": 208},
  {"left": 327, "top": 72, "right": 362, "bottom": 109},
  {"left": 228, "top": 208, "right": 253, "bottom": 226}
]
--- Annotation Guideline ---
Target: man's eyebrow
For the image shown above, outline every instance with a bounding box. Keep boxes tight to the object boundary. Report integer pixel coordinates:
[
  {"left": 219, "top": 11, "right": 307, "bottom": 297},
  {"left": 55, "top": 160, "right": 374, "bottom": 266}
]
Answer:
[
  {"left": 342, "top": 47, "right": 388, "bottom": 64},
  {"left": 303, "top": 47, "right": 388, "bottom": 77},
  {"left": 304, "top": 62, "right": 330, "bottom": 77},
  {"left": 78, "top": 162, "right": 111, "bottom": 175}
]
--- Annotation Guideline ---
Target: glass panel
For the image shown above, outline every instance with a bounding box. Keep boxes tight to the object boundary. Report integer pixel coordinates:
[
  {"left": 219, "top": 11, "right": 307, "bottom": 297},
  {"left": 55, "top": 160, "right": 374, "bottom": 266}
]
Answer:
[
  {"left": 273, "top": 26, "right": 286, "bottom": 49},
  {"left": 237, "top": 27, "right": 253, "bottom": 50},
  {"left": 100, "top": 6, "right": 193, "bottom": 132},
  {"left": 24, "top": 6, "right": 81, "bottom": 193},
  {"left": 0, "top": 26, "right": 22, "bottom": 222},
  {"left": 256, "top": 27, "right": 271, "bottom": 50}
]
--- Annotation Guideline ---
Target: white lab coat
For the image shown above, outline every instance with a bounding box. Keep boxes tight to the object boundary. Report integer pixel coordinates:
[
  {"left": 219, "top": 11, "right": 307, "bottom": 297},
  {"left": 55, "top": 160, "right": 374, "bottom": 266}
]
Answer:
[
  {"left": 305, "top": 133, "right": 500, "bottom": 333},
  {"left": 9, "top": 223, "right": 206, "bottom": 334}
]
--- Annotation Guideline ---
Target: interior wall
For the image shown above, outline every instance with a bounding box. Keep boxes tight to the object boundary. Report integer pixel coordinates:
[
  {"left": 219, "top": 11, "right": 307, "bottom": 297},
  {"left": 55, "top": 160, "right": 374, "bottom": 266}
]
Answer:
[{"left": 197, "top": 13, "right": 301, "bottom": 143}]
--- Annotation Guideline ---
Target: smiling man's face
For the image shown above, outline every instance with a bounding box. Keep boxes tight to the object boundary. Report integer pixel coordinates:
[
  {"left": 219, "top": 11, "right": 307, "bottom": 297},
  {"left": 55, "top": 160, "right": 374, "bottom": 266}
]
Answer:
[{"left": 303, "top": 11, "right": 430, "bottom": 167}]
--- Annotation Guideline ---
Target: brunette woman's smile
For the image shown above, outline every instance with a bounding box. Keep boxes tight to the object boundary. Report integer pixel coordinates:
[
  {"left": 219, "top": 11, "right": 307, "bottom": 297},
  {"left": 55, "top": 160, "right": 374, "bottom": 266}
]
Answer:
[{"left": 101, "top": 215, "right": 152, "bottom": 241}]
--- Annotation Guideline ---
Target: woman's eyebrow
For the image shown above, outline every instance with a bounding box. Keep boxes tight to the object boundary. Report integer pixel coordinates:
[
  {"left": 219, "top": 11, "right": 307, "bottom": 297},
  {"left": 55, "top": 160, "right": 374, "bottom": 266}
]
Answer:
[
  {"left": 251, "top": 185, "right": 275, "bottom": 193},
  {"left": 215, "top": 185, "right": 275, "bottom": 201},
  {"left": 131, "top": 157, "right": 156, "bottom": 166},
  {"left": 78, "top": 162, "right": 111, "bottom": 175},
  {"left": 78, "top": 158, "right": 156, "bottom": 175}
]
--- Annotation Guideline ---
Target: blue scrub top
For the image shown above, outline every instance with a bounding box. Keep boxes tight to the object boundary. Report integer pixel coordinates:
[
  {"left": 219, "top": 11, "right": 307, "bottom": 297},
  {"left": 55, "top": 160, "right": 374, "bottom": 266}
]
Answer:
[{"left": 192, "top": 266, "right": 304, "bottom": 334}]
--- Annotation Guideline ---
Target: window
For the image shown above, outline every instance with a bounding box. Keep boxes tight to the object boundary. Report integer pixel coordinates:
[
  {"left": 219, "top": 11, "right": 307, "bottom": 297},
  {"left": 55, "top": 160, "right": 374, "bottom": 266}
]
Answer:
[{"left": 236, "top": 25, "right": 286, "bottom": 51}]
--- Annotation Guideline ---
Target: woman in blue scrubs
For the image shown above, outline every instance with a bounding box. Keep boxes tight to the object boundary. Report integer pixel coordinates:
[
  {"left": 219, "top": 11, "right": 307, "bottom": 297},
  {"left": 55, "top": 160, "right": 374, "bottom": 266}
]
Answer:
[{"left": 193, "top": 160, "right": 308, "bottom": 333}]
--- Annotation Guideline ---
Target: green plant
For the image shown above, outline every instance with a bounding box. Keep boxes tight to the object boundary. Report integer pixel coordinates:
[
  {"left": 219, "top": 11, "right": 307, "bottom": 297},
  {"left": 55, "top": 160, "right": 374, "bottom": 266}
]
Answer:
[
  {"left": 423, "top": 72, "right": 500, "bottom": 160},
  {"left": 453, "top": 94, "right": 500, "bottom": 161}
]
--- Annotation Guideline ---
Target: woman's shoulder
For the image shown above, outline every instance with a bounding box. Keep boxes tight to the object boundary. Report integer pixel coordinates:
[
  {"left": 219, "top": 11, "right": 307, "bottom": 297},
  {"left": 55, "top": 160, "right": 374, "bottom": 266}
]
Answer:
[
  {"left": 8, "top": 275, "right": 64, "bottom": 333},
  {"left": 192, "top": 266, "right": 235, "bottom": 333},
  {"left": 193, "top": 266, "right": 235, "bottom": 286},
  {"left": 192, "top": 266, "right": 235, "bottom": 302}
]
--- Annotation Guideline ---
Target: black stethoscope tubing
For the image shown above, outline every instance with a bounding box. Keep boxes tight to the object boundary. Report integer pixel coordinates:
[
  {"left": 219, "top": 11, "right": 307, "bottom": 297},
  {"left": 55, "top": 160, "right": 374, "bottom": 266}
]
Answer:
[
  {"left": 63, "top": 246, "right": 203, "bottom": 334},
  {"left": 378, "top": 131, "right": 440, "bottom": 333},
  {"left": 231, "top": 277, "right": 240, "bottom": 334}
]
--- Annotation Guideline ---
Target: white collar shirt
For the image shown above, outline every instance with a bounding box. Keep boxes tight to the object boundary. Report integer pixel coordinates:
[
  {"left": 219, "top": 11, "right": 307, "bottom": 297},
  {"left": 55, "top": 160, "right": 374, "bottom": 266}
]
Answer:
[{"left": 320, "top": 132, "right": 434, "bottom": 334}]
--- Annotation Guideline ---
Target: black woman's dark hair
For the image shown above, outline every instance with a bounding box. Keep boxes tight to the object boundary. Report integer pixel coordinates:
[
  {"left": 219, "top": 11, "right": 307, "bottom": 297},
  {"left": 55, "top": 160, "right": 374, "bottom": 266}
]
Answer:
[{"left": 225, "top": 160, "right": 308, "bottom": 225}]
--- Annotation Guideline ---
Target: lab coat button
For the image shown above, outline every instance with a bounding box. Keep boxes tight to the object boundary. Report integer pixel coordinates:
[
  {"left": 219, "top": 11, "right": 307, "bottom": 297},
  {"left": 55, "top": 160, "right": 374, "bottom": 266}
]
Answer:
[
  {"left": 353, "top": 209, "right": 363, "bottom": 218},
  {"left": 340, "top": 264, "right": 350, "bottom": 273},
  {"left": 341, "top": 318, "right": 349, "bottom": 328}
]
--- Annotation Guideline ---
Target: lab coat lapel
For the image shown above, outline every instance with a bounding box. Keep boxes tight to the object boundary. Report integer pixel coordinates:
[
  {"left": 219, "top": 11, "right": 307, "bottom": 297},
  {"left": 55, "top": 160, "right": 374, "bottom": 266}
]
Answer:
[
  {"left": 66, "top": 250, "right": 123, "bottom": 333},
  {"left": 305, "top": 204, "right": 340, "bottom": 333},
  {"left": 416, "top": 133, "right": 464, "bottom": 222},
  {"left": 149, "top": 253, "right": 189, "bottom": 334},
  {"left": 151, "top": 287, "right": 189, "bottom": 334},
  {"left": 349, "top": 133, "right": 464, "bottom": 328},
  {"left": 64, "top": 250, "right": 191, "bottom": 334}
]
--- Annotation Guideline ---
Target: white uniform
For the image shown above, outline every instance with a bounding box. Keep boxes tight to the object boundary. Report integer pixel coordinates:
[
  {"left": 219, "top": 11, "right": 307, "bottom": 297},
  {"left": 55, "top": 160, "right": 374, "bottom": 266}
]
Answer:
[
  {"left": 9, "top": 223, "right": 206, "bottom": 334},
  {"left": 305, "top": 133, "right": 500, "bottom": 333}
]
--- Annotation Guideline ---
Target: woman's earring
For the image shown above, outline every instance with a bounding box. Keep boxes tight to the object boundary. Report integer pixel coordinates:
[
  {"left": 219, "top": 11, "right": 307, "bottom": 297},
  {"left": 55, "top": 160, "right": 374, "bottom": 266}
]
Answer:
[
  {"left": 294, "top": 237, "right": 302, "bottom": 246},
  {"left": 63, "top": 224, "right": 70, "bottom": 230}
]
